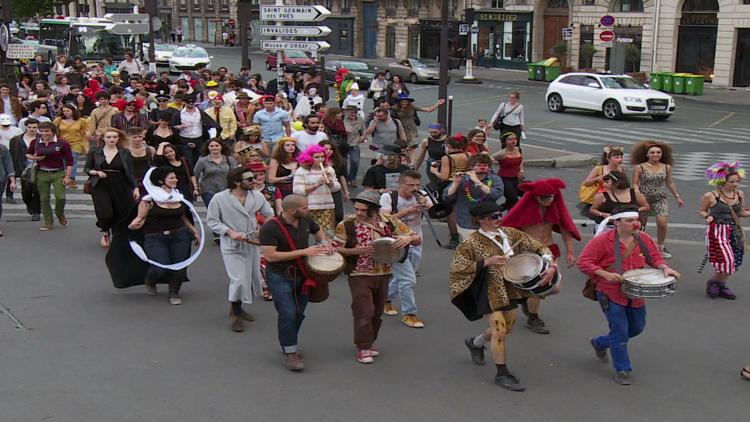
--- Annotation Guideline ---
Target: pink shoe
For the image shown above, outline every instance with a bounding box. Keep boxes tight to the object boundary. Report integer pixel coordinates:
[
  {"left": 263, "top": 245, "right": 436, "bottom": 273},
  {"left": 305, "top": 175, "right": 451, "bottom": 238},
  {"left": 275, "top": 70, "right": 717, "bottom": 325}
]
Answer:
[
  {"left": 357, "top": 349, "right": 374, "bottom": 364},
  {"left": 369, "top": 347, "right": 380, "bottom": 357}
]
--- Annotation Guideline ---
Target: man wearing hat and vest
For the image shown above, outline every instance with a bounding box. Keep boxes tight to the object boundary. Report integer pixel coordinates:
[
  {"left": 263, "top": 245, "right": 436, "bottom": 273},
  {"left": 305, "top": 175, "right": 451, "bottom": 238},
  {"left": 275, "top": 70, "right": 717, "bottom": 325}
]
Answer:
[
  {"left": 149, "top": 92, "right": 176, "bottom": 125},
  {"left": 577, "top": 204, "right": 680, "bottom": 385},
  {"left": 450, "top": 201, "right": 556, "bottom": 391},
  {"left": 335, "top": 190, "right": 420, "bottom": 364}
]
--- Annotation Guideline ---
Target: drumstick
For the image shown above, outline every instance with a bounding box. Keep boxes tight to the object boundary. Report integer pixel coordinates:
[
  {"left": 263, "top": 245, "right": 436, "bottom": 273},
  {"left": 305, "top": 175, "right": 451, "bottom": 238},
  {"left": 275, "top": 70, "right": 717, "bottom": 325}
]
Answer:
[{"left": 319, "top": 162, "right": 329, "bottom": 184}]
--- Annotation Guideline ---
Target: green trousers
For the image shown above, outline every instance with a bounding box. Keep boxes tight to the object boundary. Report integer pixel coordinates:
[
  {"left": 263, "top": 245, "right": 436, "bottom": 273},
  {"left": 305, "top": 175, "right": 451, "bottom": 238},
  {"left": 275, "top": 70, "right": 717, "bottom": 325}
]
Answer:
[{"left": 36, "top": 170, "right": 66, "bottom": 225}]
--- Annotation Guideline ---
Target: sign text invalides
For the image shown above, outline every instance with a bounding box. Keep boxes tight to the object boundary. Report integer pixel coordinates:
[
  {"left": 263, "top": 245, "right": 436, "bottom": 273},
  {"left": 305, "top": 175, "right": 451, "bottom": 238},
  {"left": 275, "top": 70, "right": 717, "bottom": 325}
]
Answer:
[
  {"left": 259, "top": 25, "right": 331, "bottom": 37},
  {"left": 260, "top": 5, "right": 331, "bottom": 22}
]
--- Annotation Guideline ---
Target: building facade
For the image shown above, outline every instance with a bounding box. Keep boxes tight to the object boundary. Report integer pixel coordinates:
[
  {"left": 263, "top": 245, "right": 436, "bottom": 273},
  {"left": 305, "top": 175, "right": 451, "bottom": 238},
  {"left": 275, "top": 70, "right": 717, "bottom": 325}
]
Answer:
[{"left": 60, "top": 0, "right": 749, "bottom": 87}]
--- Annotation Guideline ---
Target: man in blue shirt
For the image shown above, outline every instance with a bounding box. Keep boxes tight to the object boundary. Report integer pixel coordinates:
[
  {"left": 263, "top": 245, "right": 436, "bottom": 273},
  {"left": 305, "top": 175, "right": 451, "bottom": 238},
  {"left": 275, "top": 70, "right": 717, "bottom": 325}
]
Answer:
[
  {"left": 253, "top": 96, "right": 291, "bottom": 152},
  {"left": 443, "top": 154, "right": 504, "bottom": 243}
]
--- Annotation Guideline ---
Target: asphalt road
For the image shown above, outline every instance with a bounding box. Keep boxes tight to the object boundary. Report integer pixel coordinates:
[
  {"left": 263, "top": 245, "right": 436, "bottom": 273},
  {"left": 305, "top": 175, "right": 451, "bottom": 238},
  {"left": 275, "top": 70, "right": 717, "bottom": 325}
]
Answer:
[
  {"left": 2, "top": 48, "right": 749, "bottom": 421},
  {"left": 2, "top": 211, "right": 749, "bottom": 422}
]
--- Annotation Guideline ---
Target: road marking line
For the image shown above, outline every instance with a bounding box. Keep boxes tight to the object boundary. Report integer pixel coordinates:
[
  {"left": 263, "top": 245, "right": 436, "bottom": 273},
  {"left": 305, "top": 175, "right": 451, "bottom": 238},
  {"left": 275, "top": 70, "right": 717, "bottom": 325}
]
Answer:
[
  {"left": 452, "top": 95, "right": 506, "bottom": 107},
  {"left": 534, "top": 118, "right": 560, "bottom": 127},
  {"left": 708, "top": 112, "right": 736, "bottom": 128}
]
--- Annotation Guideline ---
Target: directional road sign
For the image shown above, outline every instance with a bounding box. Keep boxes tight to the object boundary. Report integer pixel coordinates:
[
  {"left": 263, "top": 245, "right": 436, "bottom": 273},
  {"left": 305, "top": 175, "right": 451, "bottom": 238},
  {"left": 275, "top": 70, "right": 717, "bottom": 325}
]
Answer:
[
  {"left": 260, "top": 25, "right": 331, "bottom": 37},
  {"left": 260, "top": 40, "right": 331, "bottom": 52},
  {"left": 105, "top": 23, "right": 150, "bottom": 35},
  {"left": 104, "top": 13, "right": 149, "bottom": 22},
  {"left": 6, "top": 44, "right": 36, "bottom": 59},
  {"left": 260, "top": 5, "right": 331, "bottom": 22}
]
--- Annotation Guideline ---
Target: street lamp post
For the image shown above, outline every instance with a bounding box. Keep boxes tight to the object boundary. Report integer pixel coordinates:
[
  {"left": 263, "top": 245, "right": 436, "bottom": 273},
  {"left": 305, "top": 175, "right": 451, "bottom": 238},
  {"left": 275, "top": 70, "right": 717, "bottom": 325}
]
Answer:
[
  {"left": 437, "top": 0, "right": 449, "bottom": 125},
  {"left": 238, "top": 0, "right": 252, "bottom": 69}
]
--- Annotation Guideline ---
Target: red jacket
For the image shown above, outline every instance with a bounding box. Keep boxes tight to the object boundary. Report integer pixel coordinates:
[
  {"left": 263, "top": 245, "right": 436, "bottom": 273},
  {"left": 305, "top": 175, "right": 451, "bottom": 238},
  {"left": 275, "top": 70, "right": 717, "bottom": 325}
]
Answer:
[{"left": 577, "top": 229, "right": 665, "bottom": 307}]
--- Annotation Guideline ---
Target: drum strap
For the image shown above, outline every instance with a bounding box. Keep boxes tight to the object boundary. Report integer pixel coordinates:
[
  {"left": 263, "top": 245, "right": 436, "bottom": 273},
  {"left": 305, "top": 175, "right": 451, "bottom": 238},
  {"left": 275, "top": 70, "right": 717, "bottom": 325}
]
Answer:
[
  {"left": 613, "top": 232, "right": 653, "bottom": 274},
  {"left": 271, "top": 217, "right": 316, "bottom": 296}
]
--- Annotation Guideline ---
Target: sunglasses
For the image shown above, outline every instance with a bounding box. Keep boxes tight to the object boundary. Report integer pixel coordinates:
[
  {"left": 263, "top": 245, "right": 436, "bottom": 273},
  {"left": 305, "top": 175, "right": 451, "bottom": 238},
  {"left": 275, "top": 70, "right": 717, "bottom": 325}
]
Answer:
[
  {"left": 490, "top": 212, "right": 503, "bottom": 219},
  {"left": 244, "top": 176, "right": 255, "bottom": 181},
  {"left": 538, "top": 195, "right": 555, "bottom": 201}
]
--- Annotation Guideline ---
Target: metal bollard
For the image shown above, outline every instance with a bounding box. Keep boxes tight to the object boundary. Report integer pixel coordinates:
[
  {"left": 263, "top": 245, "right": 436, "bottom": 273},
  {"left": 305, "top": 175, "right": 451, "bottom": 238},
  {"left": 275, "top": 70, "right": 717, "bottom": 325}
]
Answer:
[{"left": 447, "top": 95, "right": 454, "bottom": 136}]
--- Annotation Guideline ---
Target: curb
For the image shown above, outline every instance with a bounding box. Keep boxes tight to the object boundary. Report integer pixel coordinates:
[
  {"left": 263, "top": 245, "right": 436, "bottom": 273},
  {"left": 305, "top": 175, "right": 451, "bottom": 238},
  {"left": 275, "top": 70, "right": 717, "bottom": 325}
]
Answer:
[{"left": 525, "top": 155, "right": 595, "bottom": 168}]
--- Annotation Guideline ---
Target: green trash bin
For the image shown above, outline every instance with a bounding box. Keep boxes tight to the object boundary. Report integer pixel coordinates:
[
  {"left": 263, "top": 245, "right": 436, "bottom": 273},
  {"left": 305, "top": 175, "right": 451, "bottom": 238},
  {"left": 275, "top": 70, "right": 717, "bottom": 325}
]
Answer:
[
  {"left": 649, "top": 72, "right": 663, "bottom": 91},
  {"left": 661, "top": 73, "right": 674, "bottom": 93},
  {"left": 672, "top": 73, "right": 689, "bottom": 94},
  {"left": 685, "top": 74, "right": 705, "bottom": 95},
  {"left": 528, "top": 64, "right": 538, "bottom": 80},
  {"left": 544, "top": 65, "right": 562, "bottom": 82},
  {"left": 535, "top": 66, "right": 545, "bottom": 81}
]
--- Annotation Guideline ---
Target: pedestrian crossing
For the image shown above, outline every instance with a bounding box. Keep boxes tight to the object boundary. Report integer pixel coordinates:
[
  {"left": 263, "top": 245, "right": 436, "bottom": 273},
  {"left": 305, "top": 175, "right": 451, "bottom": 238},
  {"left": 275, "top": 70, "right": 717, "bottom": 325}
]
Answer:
[
  {"left": 528, "top": 126, "right": 750, "bottom": 147},
  {"left": 527, "top": 126, "right": 750, "bottom": 181},
  {"left": 2, "top": 161, "right": 210, "bottom": 220}
]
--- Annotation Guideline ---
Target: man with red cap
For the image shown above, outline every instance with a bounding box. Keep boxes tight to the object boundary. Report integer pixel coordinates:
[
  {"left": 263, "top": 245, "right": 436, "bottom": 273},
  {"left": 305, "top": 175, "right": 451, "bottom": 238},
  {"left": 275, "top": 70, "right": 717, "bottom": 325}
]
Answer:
[{"left": 501, "top": 178, "right": 581, "bottom": 334}]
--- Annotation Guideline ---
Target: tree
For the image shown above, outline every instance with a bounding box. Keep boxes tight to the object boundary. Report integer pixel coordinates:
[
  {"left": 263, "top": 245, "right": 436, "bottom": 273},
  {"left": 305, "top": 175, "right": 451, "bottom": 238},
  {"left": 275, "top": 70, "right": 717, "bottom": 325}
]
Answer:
[
  {"left": 11, "top": 0, "right": 76, "bottom": 19},
  {"left": 624, "top": 43, "right": 641, "bottom": 73},
  {"left": 580, "top": 43, "right": 598, "bottom": 69}
]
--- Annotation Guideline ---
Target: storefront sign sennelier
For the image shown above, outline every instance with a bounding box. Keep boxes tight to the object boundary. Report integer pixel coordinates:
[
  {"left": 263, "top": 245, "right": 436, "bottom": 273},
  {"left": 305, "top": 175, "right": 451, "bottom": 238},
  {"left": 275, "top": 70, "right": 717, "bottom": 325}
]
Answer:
[
  {"left": 477, "top": 12, "right": 532, "bottom": 22},
  {"left": 680, "top": 13, "right": 718, "bottom": 26}
]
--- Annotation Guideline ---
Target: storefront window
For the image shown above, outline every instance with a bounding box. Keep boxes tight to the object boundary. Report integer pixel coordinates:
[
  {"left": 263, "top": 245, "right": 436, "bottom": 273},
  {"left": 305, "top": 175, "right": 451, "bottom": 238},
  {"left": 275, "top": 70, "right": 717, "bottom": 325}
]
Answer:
[
  {"left": 611, "top": 0, "right": 643, "bottom": 12},
  {"left": 477, "top": 13, "right": 533, "bottom": 68}
]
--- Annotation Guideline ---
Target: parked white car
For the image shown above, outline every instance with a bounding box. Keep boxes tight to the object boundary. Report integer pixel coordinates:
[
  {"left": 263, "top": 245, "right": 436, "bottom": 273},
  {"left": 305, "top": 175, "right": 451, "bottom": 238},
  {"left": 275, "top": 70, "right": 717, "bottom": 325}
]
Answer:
[
  {"left": 143, "top": 43, "right": 177, "bottom": 65},
  {"left": 545, "top": 73, "right": 676, "bottom": 121},
  {"left": 168, "top": 45, "right": 212, "bottom": 74}
]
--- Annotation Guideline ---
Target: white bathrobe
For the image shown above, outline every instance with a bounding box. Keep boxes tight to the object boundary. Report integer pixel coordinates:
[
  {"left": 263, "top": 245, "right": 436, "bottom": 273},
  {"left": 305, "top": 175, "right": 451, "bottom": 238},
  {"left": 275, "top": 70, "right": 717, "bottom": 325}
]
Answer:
[{"left": 206, "top": 189, "right": 274, "bottom": 304}]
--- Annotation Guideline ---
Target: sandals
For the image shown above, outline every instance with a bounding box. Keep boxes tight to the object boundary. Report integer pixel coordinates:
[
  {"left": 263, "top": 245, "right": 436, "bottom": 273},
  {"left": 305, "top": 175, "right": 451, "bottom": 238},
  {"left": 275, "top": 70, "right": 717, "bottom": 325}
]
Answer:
[
  {"left": 741, "top": 367, "right": 750, "bottom": 381},
  {"left": 262, "top": 288, "right": 273, "bottom": 301},
  {"left": 100, "top": 232, "right": 111, "bottom": 248}
]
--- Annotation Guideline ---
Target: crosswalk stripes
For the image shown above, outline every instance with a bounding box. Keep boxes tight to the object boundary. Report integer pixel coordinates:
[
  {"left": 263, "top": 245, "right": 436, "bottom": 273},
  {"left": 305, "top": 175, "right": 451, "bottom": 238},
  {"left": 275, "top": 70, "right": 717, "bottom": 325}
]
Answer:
[
  {"left": 526, "top": 126, "right": 750, "bottom": 182},
  {"left": 528, "top": 126, "right": 750, "bottom": 147},
  {"left": 3, "top": 158, "right": 210, "bottom": 220}
]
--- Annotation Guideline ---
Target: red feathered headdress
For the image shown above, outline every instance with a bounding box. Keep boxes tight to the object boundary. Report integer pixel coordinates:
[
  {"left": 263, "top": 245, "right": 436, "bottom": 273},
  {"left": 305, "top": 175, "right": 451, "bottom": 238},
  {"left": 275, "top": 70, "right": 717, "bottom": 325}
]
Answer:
[
  {"left": 112, "top": 98, "right": 145, "bottom": 112},
  {"left": 502, "top": 178, "right": 581, "bottom": 241}
]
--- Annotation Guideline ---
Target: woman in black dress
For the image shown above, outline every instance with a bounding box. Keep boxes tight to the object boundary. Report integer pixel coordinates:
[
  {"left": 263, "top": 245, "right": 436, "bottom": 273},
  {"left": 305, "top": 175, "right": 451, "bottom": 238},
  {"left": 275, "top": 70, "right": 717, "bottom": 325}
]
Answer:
[
  {"left": 146, "top": 112, "right": 179, "bottom": 148},
  {"left": 127, "top": 127, "right": 155, "bottom": 196},
  {"left": 154, "top": 142, "right": 199, "bottom": 202},
  {"left": 84, "top": 128, "right": 139, "bottom": 248}
]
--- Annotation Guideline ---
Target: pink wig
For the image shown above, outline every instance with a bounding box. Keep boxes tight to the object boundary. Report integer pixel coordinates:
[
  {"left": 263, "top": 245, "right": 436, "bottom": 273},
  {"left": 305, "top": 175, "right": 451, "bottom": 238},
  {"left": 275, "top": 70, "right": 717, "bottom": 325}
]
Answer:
[{"left": 297, "top": 145, "right": 330, "bottom": 167}]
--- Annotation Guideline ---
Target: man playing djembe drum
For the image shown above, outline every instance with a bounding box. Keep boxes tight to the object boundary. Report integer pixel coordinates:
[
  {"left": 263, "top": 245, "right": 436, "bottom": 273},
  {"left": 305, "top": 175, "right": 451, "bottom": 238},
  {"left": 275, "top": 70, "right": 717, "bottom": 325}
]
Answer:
[
  {"left": 450, "top": 202, "right": 557, "bottom": 392},
  {"left": 578, "top": 204, "right": 680, "bottom": 385},
  {"left": 334, "top": 190, "right": 420, "bottom": 364}
]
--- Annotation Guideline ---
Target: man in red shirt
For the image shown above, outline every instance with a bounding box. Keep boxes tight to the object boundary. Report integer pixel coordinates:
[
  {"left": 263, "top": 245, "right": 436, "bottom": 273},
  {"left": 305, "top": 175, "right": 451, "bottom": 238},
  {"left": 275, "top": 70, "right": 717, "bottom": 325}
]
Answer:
[{"left": 577, "top": 204, "right": 680, "bottom": 385}]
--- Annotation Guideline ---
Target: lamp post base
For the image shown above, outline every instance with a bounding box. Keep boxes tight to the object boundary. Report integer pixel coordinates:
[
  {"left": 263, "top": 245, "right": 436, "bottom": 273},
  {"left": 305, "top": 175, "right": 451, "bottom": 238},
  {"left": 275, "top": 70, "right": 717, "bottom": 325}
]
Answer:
[{"left": 456, "top": 59, "right": 482, "bottom": 84}]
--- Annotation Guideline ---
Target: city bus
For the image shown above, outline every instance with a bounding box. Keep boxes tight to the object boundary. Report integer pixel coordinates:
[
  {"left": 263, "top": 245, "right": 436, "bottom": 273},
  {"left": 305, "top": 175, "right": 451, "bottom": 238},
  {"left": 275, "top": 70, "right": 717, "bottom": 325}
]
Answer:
[{"left": 39, "top": 17, "right": 146, "bottom": 63}]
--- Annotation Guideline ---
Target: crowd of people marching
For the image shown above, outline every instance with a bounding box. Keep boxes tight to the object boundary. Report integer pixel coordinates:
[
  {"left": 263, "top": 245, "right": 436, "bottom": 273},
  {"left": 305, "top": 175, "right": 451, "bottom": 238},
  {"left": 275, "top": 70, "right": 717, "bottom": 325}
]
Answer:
[{"left": 0, "top": 51, "right": 748, "bottom": 388}]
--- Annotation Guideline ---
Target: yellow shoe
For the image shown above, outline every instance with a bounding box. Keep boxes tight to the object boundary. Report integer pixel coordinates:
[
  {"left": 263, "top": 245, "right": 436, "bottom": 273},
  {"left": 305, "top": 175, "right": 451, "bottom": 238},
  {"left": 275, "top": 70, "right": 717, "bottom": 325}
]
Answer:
[
  {"left": 383, "top": 301, "right": 398, "bottom": 316},
  {"left": 401, "top": 314, "right": 425, "bottom": 328}
]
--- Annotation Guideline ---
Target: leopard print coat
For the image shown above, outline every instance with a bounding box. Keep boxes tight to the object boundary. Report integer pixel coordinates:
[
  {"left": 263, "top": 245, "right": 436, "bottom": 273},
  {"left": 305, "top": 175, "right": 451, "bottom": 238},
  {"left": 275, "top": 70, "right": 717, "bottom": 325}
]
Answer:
[{"left": 449, "top": 228, "right": 553, "bottom": 311}]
